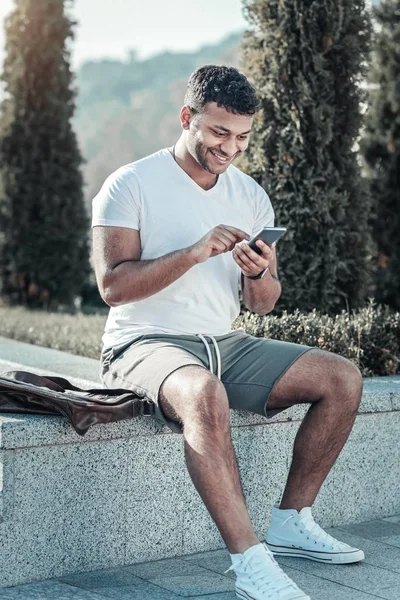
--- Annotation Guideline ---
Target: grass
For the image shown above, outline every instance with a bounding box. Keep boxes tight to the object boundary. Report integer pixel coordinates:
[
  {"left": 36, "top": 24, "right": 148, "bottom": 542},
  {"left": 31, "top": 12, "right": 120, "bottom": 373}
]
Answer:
[
  {"left": 0, "top": 301, "right": 399, "bottom": 377},
  {"left": 0, "top": 306, "right": 107, "bottom": 359}
]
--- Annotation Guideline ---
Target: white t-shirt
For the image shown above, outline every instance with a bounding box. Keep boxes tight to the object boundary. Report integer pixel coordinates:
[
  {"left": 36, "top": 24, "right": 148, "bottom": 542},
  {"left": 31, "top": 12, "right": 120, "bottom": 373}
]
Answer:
[{"left": 91, "top": 148, "right": 274, "bottom": 349}]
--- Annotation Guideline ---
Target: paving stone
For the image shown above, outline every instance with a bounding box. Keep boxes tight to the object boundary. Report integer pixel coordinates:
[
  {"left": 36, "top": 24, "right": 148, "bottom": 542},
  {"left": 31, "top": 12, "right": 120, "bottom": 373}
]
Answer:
[
  {"left": 88, "top": 579, "right": 192, "bottom": 599},
  {"left": 7, "top": 521, "right": 400, "bottom": 600},
  {"left": 188, "top": 566, "right": 382, "bottom": 600},
  {"left": 281, "top": 565, "right": 385, "bottom": 600},
  {"left": 275, "top": 556, "right": 400, "bottom": 597},
  {"left": 328, "top": 527, "right": 400, "bottom": 573},
  {"left": 188, "top": 595, "right": 237, "bottom": 600},
  {"left": 180, "top": 552, "right": 234, "bottom": 578},
  {"left": 182, "top": 548, "right": 228, "bottom": 563},
  {"left": 143, "top": 572, "right": 235, "bottom": 597},
  {"left": 0, "top": 580, "right": 108, "bottom": 599},
  {"left": 189, "top": 594, "right": 377, "bottom": 600},
  {"left": 125, "top": 557, "right": 210, "bottom": 579},
  {"left": 382, "top": 515, "right": 400, "bottom": 525},
  {"left": 375, "top": 587, "right": 400, "bottom": 600},
  {"left": 342, "top": 519, "right": 400, "bottom": 540},
  {"left": 58, "top": 568, "right": 143, "bottom": 589},
  {"left": 379, "top": 536, "right": 400, "bottom": 548}
]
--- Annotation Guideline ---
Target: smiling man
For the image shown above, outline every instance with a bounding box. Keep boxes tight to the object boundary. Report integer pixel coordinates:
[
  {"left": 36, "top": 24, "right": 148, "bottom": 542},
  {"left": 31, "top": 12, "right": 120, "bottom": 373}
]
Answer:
[
  {"left": 92, "top": 65, "right": 364, "bottom": 600},
  {"left": 175, "top": 97, "right": 252, "bottom": 184}
]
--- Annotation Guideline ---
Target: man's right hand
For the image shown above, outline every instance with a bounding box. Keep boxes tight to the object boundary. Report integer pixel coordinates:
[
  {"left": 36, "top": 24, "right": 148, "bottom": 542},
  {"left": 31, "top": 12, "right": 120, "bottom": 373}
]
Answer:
[{"left": 188, "top": 225, "right": 251, "bottom": 265}]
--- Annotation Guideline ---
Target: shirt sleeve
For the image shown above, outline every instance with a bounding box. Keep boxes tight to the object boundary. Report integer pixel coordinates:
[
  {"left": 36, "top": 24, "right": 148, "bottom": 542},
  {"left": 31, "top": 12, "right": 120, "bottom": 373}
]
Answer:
[
  {"left": 91, "top": 167, "right": 141, "bottom": 230},
  {"left": 251, "top": 184, "right": 275, "bottom": 237}
]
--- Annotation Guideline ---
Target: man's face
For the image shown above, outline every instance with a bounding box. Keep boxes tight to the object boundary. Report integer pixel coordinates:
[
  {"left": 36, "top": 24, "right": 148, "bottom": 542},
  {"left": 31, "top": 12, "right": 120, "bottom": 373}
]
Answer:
[{"left": 185, "top": 102, "right": 253, "bottom": 175}]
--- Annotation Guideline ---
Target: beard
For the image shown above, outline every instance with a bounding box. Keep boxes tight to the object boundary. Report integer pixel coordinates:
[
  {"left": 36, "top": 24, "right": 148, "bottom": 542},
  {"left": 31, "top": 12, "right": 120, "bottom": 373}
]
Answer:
[
  {"left": 192, "top": 138, "right": 217, "bottom": 174},
  {"left": 190, "top": 137, "right": 239, "bottom": 175}
]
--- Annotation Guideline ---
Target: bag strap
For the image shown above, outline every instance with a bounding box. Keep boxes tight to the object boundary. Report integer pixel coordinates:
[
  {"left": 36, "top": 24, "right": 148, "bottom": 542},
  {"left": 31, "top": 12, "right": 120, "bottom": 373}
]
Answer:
[
  {"left": 3, "top": 370, "right": 108, "bottom": 393},
  {"left": 2, "top": 370, "right": 134, "bottom": 397},
  {"left": 4, "top": 370, "right": 71, "bottom": 392}
]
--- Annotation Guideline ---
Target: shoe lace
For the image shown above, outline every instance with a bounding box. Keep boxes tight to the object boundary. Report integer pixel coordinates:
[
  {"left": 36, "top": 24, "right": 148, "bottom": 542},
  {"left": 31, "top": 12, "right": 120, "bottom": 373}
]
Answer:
[
  {"left": 292, "top": 513, "right": 348, "bottom": 550},
  {"left": 224, "top": 545, "right": 299, "bottom": 598}
]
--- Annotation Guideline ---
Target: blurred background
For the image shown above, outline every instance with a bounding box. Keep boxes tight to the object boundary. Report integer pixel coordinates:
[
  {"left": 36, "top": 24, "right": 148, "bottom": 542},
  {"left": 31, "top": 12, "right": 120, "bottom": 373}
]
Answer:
[
  {"left": 0, "top": 0, "right": 247, "bottom": 208},
  {"left": 0, "top": 0, "right": 398, "bottom": 377}
]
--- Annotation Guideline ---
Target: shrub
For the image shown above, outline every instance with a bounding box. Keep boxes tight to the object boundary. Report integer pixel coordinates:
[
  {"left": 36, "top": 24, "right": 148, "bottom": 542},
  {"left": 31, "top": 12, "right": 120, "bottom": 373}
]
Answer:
[
  {"left": 360, "top": 0, "right": 400, "bottom": 311},
  {"left": 0, "top": 300, "right": 398, "bottom": 377},
  {"left": 0, "top": 0, "right": 90, "bottom": 310},
  {"left": 240, "top": 0, "right": 375, "bottom": 315},
  {"left": 233, "top": 299, "right": 399, "bottom": 376}
]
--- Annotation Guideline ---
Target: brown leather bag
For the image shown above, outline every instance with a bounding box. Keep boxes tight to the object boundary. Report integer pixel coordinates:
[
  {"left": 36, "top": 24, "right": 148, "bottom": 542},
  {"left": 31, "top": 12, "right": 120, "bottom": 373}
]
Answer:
[{"left": 0, "top": 370, "right": 155, "bottom": 436}]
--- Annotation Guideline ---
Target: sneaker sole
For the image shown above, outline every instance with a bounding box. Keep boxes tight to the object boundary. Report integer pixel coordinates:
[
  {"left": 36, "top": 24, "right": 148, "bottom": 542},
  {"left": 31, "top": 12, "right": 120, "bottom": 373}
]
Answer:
[
  {"left": 236, "top": 587, "right": 310, "bottom": 600},
  {"left": 266, "top": 543, "right": 365, "bottom": 564}
]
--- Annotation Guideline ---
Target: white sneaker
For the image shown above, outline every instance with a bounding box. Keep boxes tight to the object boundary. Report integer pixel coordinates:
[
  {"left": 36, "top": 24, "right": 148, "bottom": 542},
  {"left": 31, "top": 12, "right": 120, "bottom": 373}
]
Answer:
[
  {"left": 224, "top": 542, "right": 311, "bottom": 600},
  {"left": 266, "top": 504, "right": 365, "bottom": 564}
]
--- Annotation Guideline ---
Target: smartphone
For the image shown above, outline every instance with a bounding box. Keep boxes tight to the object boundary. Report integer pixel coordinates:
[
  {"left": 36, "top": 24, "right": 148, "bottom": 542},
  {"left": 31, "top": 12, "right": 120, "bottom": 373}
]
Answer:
[{"left": 248, "top": 227, "right": 287, "bottom": 255}]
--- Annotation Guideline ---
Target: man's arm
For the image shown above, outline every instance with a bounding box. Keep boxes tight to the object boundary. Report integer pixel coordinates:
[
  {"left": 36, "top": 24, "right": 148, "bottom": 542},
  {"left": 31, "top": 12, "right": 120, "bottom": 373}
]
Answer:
[
  {"left": 92, "top": 226, "right": 197, "bottom": 307},
  {"left": 241, "top": 246, "right": 282, "bottom": 315}
]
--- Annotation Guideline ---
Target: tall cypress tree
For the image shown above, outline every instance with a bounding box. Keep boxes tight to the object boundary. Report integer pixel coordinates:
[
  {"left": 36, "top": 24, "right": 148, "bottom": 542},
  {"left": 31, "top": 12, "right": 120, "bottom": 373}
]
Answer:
[
  {"left": 240, "top": 0, "right": 375, "bottom": 315},
  {"left": 0, "top": 0, "right": 90, "bottom": 310},
  {"left": 361, "top": 0, "right": 400, "bottom": 311}
]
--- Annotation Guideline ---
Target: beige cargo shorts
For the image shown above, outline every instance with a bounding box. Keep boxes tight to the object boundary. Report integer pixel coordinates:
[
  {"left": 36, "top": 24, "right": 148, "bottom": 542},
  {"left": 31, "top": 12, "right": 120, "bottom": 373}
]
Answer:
[{"left": 100, "top": 328, "right": 315, "bottom": 434}]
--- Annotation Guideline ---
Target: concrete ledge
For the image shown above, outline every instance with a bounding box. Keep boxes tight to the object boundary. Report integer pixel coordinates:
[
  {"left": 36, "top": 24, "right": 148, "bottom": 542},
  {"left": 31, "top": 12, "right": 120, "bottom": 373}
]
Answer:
[
  {"left": 0, "top": 336, "right": 399, "bottom": 588},
  {"left": 0, "top": 337, "right": 101, "bottom": 384},
  {"left": 1, "top": 336, "right": 399, "bottom": 447}
]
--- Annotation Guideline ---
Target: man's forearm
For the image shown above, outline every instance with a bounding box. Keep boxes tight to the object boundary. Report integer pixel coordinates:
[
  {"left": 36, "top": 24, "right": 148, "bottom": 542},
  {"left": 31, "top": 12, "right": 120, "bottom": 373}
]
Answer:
[
  {"left": 104, "top": 247, "right": 197, "bottom": 306},
  {"left": 242, "top": 270, "right": 282, "bottom": 315}
]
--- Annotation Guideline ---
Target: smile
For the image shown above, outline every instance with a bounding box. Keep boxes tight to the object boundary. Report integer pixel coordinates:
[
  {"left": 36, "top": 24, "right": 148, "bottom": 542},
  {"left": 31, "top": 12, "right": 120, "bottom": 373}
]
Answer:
[{"left": 210, "top": 150, "right": 230, "bottom": 164}]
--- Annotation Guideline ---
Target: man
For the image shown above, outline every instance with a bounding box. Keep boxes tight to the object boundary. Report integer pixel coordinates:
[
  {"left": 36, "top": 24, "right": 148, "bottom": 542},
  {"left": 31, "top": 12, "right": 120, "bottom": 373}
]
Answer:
[{"left": 92, "top": 65, "right": 364, "bottom": 600}]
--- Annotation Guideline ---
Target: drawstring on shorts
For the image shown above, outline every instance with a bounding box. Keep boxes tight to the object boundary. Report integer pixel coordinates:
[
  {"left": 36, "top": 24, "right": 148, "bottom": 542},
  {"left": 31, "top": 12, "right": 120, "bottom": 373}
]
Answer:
[{"left": 196, "top": 334, "right": 222, "bottom": 380}]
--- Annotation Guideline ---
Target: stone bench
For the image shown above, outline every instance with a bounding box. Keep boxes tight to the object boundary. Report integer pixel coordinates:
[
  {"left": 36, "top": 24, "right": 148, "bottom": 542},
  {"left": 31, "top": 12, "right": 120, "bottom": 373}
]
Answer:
[{"left": 0, "top": 336, "right": 399, "bottom": 588}]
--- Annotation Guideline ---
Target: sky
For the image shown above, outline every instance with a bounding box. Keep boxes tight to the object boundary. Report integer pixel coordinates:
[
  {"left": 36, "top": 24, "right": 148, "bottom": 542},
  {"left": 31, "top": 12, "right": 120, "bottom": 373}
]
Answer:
[{"left": 0, "top": 0, "right": 248, "bottom": 71}]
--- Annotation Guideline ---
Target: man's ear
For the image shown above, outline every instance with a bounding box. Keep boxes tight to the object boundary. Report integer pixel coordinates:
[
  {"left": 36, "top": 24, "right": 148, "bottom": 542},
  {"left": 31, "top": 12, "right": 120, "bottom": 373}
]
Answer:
[{"left": 180, "top": 105, "right": 193, "bottom": 130}]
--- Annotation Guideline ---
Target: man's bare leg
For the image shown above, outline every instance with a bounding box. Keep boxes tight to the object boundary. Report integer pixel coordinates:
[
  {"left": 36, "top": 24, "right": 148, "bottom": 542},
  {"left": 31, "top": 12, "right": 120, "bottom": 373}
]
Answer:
[
  {"left": 158, "top": 350, "right": 363, "bottom": 554},
  {"left": 267, "top": 349, "right": 363, "bottom": 511},
  {"left": 159, "top": 366, "right": 260, "bottom": 555}
]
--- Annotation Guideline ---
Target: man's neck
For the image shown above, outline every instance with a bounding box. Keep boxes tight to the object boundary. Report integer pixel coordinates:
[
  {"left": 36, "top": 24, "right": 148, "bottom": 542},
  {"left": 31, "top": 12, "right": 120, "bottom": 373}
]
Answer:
[{"left": 171, "top": 142, "right": 219, "bottom": 191}]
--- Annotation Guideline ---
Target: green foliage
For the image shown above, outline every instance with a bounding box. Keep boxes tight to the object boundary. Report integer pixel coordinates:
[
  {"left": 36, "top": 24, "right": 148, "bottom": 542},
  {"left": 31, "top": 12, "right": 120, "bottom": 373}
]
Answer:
[
  {"left": 241, "top": 0, "right": 376, "bottom": 316},
  {"left": 0, "top": 300, "right": 398, "bottom": 376},
  {"left": 0, "top": 0, "right": 90, "bottom": 310},
  {"left": 0, "top": 305, "right": 105, "bottom": 359},
  {"left": 360, "top": 0, "right": 400, "bottom": 311},
  {"left": 232, "top": 299, "right": 400, "bottom": 376}
]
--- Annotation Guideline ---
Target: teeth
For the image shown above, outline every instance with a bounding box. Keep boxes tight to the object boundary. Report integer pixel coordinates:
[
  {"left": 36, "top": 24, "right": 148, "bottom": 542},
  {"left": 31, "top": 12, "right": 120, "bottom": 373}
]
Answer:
[{"left": 212, "top": 151, "right": 228, "bottom": 161}]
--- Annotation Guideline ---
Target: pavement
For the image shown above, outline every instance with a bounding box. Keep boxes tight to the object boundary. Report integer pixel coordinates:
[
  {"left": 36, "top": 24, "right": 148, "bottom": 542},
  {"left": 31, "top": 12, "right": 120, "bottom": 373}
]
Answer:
[{"left": 2, "top": 515, "right": 400, "bottom": 599}]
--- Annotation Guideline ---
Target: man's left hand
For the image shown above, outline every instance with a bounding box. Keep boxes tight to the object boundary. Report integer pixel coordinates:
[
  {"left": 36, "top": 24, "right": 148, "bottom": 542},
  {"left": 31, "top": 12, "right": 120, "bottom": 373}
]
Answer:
[{"left": 232, "top": 240, "right": 276, "bottom": 277}]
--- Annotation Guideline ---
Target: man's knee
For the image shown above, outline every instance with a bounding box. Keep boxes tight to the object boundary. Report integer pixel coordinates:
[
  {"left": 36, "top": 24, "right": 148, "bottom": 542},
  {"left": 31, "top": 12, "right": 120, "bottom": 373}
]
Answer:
[
  {"left": 158, "top": 365, "right": 230, "bottom": 428},
  {"left": 326, "top": 353, "right": 363, "bottom": 410}
]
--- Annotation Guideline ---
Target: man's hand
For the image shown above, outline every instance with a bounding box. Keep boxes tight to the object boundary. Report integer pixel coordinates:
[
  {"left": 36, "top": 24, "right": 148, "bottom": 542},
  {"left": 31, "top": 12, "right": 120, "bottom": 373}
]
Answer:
[
  {"left": 232, "top": 239, "right": 276, "bottom": 277},
  {"left": 189, "top": 225, "right": 250, "bottom": 265}
]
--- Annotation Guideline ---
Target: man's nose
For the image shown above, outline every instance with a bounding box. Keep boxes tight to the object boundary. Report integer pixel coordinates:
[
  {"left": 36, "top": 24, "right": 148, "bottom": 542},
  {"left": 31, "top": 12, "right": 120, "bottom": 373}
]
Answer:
[{"left": 220, "top": 139, "right": 238, "bottom": 157}]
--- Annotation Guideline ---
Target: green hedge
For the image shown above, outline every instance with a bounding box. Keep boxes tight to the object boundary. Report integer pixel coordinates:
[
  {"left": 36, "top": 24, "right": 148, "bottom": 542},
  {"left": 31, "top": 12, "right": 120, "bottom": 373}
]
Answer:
[
  {"left": 233, "top": 300, "right": 399, "bottom": 377},
  {"left": 0, "top": 300, "right": 398, "bottom": 377}
]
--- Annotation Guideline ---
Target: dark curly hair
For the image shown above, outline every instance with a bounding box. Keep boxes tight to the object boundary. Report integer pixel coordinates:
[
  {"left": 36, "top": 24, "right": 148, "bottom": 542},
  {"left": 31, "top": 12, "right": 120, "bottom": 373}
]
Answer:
[{"left": 184, "top": 65, "right": 261, "bottom": 116}]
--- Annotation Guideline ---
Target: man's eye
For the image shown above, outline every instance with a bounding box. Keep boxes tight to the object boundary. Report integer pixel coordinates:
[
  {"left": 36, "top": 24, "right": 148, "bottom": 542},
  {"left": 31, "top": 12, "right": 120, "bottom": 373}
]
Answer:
[{"left": 213, "top": 131, "right": 225, "bottom": 136}]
